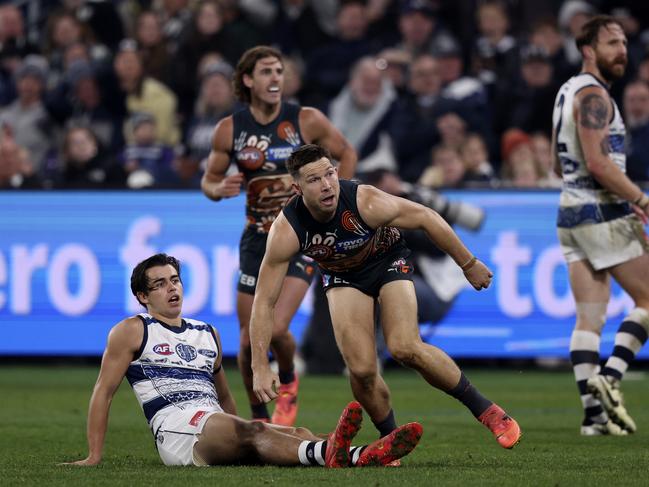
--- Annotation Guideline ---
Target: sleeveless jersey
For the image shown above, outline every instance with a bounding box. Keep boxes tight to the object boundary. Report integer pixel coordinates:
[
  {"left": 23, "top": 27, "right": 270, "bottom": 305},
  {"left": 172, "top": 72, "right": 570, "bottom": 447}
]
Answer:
[
  {"left": 126, "top": 313, "right": 221, "bottom": 427},
  {"left": 232, "top": 102, "right": 304, "bottom": 233},
  {"left": 553, "top": 73, "right": 627, "bottom": 216},
  {"left": 282, "top": 179, "right": 404, "bottom": 273}
]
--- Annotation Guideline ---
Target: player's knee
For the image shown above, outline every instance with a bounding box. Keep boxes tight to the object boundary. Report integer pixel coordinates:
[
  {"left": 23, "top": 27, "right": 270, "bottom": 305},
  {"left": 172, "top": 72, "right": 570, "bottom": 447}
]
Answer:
[
  {"left": 575, "top": 302, "right": 607, "bottom": 332},
  {"left": 240, "top": 419, "right": 267, "bottom": 443},
  {"left": 626, "top": 307, "right": 649, "bottom": 333},
  {"left": 348, "top": 364, "right": 378, "bottom": 389},
  {"left": 388, "top": 342, "right": 418, "bottom": 367}
]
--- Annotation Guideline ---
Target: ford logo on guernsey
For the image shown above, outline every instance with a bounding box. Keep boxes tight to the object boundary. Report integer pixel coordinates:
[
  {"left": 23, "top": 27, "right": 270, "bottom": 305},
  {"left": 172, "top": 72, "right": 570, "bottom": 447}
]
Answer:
[
  {"left": 198, "top": 349, "right": 217, "bottom": 358},
  {"left": 153, "top": 343, "right": 173, "bottom": 355},
  {"left": 176, "top": 343, "right": 198, "bottom": 362}
]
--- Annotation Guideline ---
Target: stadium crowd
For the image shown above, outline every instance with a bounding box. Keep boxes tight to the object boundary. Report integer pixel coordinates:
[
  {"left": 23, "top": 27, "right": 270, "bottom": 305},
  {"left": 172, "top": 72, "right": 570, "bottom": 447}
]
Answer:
[{"left": 1, "top": 0, "right": 649, "bottom": 190}]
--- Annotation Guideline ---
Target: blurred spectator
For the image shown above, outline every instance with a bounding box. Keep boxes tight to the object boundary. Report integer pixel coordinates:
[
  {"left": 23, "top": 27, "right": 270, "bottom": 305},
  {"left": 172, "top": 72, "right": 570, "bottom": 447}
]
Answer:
[
  {"left": 272, "top": 0, "right": 337, "bottom": 58},
  {"left": 389, "top": 53, "right": 457, "bottom": 182},
  {"left": 459, "top": 133, "right": 497, "bottom": 187},
  {"left": 173, "top": 0, "right": 262, "bottom": 117},
  {"left": 529, "top": 16, "right": 576, "bottom": 85},
  {"left": 472, "top": 0, "right": 518, "bottom": 89},
  {"left": 558, "top": 0, "right": 595, "bottom": 69},
  {"left": 0, "top": 55, "right": 56, "bottom": 172},
  {"left": 304, "top": 0, "right": 379, "bottom": 107},
  {"left": 0, "top": 4, "right": 39, "bottom": 104},
  {"left": 639, "top": 53, "right": 649, "bottom": 84},
  {"left": 496, "top": 45, "right": 557, "bottom": 136},
  {"left": 54, "top": 126, "right": 124, "bottom": 188},
  {"left": 500, "top": 127, "right": 542, "bottom": 187},
  {"left": 122, "top": 112, "right": 175, "bottom": 188},
  {"left": 419, "top": 144, "right": 466, "bottom": 188},
  {"left": 135, "top": 10, "right": 173, "bottom": 86},
  {"left": 60, "top": 0, "right": 125, "bottom": 51},
  {"left": 329, "top": 56, "right": 397, "bottom": 174},
  {"left": 395, "top": 0, "right": 459, "bottom": 58},
  {"left": 376, "top": 48, "right": 412, "bottom": 96},
  {"left": 624, "top": 79, "right": 649, "bottom": 182},
  {"left": 0, "top": 124, "right": 42, "bottom": 189},
  {"left": 171, "top": 144, "right": 202, "bottom": 188},
  {"left": 282, "top": 56, "right": 304, "bottom": 103},
  {"left": 185, "top": 60, "right": 235, "bottom": 164},
  {"left": 43, "top": 11, "right": 109, "bottom": 87},
  {"left": 531, "top": 131, "right": 561, "bottom": 187},
  {"left": 435, "top": 44, "right": 493, "bottom": 149},
  {"left": 155, "top": 0, "right": 194, "bottom": 55},
  {"left": 436, "top": 111, "right": 467, "bottom": 150},
  {"left": 114, "top": 41, "right": 180, "bottom": 146}
]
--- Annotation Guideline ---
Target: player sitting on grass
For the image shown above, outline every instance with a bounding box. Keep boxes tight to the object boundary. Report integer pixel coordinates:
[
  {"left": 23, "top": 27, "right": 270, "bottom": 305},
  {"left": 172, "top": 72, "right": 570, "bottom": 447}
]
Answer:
[{"left": 62, "top": 253, "right": 422, "bottom": 467}]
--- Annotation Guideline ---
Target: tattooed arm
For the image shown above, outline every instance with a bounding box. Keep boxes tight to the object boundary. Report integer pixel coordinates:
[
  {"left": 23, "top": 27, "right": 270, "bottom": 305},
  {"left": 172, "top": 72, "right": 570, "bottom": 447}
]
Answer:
[{"left": 575, "top": 86, "right": 648, "bottom": 209}]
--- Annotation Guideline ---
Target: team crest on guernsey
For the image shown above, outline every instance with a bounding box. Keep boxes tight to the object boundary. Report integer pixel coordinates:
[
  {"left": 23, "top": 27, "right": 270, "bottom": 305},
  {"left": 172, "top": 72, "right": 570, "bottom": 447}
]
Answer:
[
  {"left": 341, "top": 210, "right": 369, "bottom": 236},
  {"left": 277, "top": 121, "right": 301, "bottom": 145},
  {"left": 175, "top": 343, "right": 198, "bottom": 362}
]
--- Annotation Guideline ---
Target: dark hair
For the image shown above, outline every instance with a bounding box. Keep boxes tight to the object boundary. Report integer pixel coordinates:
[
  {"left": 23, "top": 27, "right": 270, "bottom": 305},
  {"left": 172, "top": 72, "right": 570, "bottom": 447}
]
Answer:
[
  {"left": 286, "top": 144, "right": 332, "bottom": 178},
  {"left": 130, "top": 253, "right": 181, "bottom": 306},
  {"left": 233, "top": 45, "right": 283, "bottom": 104},
  {"left": 576, "top": 15, "right": 623, "bottom": 51}
]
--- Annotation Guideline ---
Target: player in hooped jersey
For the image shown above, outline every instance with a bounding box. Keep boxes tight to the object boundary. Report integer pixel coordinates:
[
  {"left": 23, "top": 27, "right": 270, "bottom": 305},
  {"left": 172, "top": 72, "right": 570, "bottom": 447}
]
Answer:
[
  {"left": 249, "top": 145, "right": 521, "bottom": 449},
  {"left": 201, "top": 46, "right": 357, "bottom": 426},
  {"left": 552, "top": 16, "right": 649, "bottom": 436},
  {"left": 63, "top": 253, "right": 422, "bottom": 467}
]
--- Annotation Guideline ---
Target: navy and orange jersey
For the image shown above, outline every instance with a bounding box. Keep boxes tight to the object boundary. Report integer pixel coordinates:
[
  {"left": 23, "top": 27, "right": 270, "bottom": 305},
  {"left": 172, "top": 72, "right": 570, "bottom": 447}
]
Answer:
[
  {"left": 231, "top": 102, "right": 304, "bottom": 233},
  {"left": 282, "top": 179, "right": 405, "bottom": 274}
]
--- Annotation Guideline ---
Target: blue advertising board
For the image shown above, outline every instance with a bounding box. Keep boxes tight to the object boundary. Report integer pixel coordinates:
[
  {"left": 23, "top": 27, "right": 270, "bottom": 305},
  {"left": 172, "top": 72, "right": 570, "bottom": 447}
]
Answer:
[{"left": 0, "top": 190, "right": 643, "bottom": 358}]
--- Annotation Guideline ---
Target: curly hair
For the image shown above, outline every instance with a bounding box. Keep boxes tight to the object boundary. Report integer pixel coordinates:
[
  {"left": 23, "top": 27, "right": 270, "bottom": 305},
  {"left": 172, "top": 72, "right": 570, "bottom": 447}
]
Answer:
[{"left": 233, "top": 45, "right": 283, "bottom": 104}]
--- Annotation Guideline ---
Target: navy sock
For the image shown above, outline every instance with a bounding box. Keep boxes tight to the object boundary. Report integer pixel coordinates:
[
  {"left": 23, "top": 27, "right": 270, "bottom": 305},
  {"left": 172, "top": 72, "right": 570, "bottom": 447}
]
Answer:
[
  {"left": 373, "top": 409, "right": 397, "bottom": 437},
  {"left": 278, "top": 368, "right": 295, "bottom": 385},
  {"left": 251, "top": 402, "right": 269, "bottom": 419},
  {"left": 447, "top": 373, "right": 493, "bottom": 418}
]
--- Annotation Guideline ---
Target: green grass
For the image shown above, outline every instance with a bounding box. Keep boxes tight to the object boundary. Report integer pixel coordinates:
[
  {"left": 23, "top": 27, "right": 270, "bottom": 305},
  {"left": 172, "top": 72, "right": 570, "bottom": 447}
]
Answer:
[{"left": 1, "top": 365, "right": 649, "bottom": 486}]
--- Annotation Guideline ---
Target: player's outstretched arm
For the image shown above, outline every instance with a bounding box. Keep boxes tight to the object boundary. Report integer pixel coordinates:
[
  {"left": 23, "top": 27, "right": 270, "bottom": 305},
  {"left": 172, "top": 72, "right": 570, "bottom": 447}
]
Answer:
[
  {"left": 211, "top": 328, "right": 237, "bottom": 415},
  {"left": 250, "top": 214, "right": 300, "bottom": 403},
  {"left": 576, "top": 86, "right": 649, "bottom": 211},
  {"left": 357, "top": 184, "right": 492, "bottom": 290},
  {"left": 201, "top": 117, "right": 245, "bottom": 201},
  {"left": 61, "top": 318, "right": 142, "bottom": 466},
  {"left": 300, "top": 107, "right": 358, "bottom": 179}
]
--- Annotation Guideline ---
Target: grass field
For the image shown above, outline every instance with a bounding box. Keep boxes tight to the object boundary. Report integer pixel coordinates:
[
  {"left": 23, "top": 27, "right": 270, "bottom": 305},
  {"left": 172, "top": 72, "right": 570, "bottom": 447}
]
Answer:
[{"left": 2, "top": 364, "right": 649, "bottom": 486}]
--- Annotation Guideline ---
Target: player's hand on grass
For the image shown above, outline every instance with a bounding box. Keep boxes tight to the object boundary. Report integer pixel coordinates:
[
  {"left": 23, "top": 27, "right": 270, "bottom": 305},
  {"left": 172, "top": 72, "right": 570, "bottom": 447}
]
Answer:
[
  {"left": 213, "top": 172, "right": 244, "bottom": 199},
  {"left": 252, "top": 366, "right": 280, "bottom": 403},
  {"left": 59, "top": 456, "right": 100, "bottom": 466},
  {"left": 463, "top": 259, "right": 493, "bottom": 290}
]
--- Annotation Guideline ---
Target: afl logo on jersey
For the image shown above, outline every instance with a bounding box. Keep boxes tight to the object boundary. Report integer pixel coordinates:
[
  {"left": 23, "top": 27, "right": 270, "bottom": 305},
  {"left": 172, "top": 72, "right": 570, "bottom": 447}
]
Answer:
[
  {"left": 153, "top": 343, "right": 174, "bottom": 355},
  {"left": 176, "top": 343, "right": 198, "bottom": 362},
  {"left": 237, "top": 146, "right": 265, "bottom": 170},
  {"left": 307, "top": 244, "right": 333, "bottom": 259}
]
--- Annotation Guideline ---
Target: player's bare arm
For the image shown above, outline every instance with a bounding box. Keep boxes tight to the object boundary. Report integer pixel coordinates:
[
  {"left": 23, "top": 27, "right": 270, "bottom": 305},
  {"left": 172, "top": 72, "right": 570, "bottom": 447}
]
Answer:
[
  {"left": 201, "top": 117, "right": 245, "bottom": 201},
  {"left": 211, "top": 329, "right": 236, "bottom": 415},
  {"left": 249, "top": 214, "right": 301, "bottom": 403},
  {"left": 357, "top": 184, "right": 492, "bottom": 290},
  {"left": 576, "top": 86, "right": 649, "bottom": 212},
  {"left": 299, "top": 107, "right": 357, "bottom": 179},
  {"left": 62, "top": 318, "right": 142, "bottom": 466},
  {"left": 551, "top": 124, "right": 562, "bottom": 178}
]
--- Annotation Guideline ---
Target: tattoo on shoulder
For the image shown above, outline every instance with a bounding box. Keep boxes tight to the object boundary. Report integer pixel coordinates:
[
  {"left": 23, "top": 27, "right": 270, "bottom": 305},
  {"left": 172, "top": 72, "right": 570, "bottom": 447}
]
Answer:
[{"left": 580, "top": 94, "right": 609, "bottom": 129}]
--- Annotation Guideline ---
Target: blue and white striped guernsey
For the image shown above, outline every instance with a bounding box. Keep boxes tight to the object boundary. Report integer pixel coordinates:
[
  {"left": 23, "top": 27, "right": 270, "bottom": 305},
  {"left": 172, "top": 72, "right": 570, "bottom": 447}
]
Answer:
[
  {"left": 552, "top": 72, "right": 630, "bottom": 228},
  {"left": 126, "top": 313, "right": 221, "bottom": 427}
]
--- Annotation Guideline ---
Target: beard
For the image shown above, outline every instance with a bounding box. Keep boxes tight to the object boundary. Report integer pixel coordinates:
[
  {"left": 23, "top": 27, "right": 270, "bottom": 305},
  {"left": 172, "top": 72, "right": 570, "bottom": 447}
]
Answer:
[{"left": 596, "top": 56, "right": 627, "bottom": 83}]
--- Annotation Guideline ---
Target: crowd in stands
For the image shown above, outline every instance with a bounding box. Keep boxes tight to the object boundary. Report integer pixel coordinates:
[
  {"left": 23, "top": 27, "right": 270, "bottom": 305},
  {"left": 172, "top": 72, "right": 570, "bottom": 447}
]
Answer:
[{"left": 2, "top": 0, "right": 649, "bottom": 190}]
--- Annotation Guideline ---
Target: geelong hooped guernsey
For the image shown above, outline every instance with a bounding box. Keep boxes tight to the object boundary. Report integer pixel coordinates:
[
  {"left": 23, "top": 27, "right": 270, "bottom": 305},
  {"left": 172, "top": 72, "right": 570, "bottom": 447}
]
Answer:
[
  {"left": 126, "top": 313, "right": 221, "bottom": 428},
  {"left": 232, "top": 102, "right": 304, "bottom": 233},
  {"left": 553, "top": 72, "right": 630, "bottom": 227},
  {"left": 282, "top": 179, "right": 404, "bottom": 273}
]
